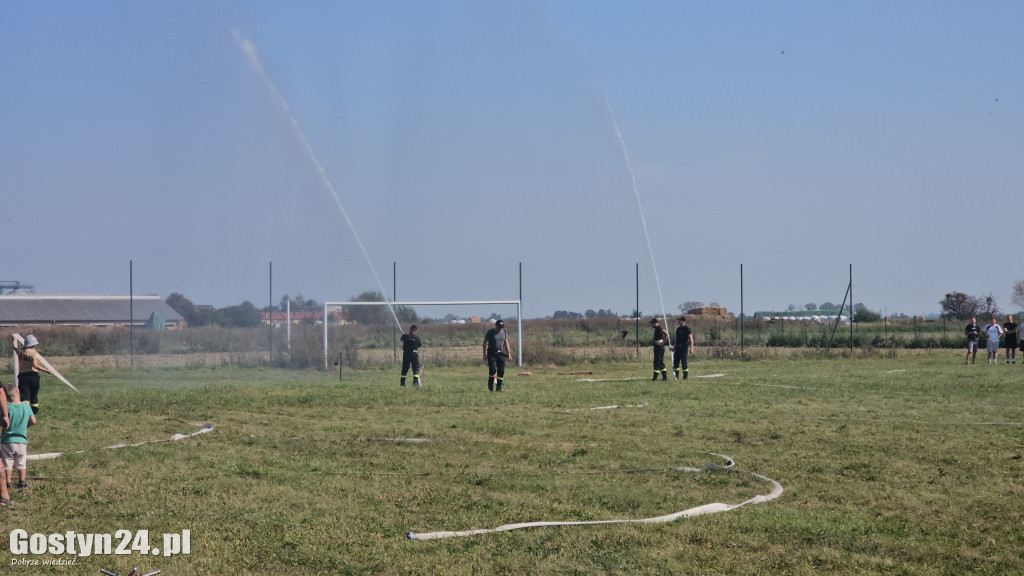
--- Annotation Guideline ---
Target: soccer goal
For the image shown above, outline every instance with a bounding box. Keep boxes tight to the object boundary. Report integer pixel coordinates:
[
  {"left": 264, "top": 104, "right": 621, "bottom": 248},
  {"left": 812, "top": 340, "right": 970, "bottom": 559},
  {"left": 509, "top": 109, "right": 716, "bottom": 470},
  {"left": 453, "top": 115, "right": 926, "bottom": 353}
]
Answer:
[{"left": 322, "top": 300, "right": 522, "bottom": 370}]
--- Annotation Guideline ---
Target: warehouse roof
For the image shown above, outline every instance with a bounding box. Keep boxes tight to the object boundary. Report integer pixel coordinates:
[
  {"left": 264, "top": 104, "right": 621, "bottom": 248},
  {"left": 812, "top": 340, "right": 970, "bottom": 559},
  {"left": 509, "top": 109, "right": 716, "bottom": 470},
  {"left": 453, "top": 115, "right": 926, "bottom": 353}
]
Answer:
[{"left": 0, "top": 294, "right": 184, "bottom": 326}]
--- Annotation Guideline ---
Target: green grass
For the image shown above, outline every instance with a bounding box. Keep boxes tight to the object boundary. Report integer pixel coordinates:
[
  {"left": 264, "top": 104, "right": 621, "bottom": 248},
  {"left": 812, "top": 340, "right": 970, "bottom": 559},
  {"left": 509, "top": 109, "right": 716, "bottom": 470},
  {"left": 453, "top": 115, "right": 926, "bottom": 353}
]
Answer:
[{"left": 4, "top": 351, "right": 1024, "bottom": 575}]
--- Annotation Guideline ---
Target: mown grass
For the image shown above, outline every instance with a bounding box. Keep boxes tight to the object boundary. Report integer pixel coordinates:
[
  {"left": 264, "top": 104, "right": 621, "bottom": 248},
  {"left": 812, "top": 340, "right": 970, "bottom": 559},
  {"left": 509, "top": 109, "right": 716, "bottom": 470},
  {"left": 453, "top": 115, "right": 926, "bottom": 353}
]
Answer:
[{"left": 3, "top": 351, "right": 1023, "bottom": 575}]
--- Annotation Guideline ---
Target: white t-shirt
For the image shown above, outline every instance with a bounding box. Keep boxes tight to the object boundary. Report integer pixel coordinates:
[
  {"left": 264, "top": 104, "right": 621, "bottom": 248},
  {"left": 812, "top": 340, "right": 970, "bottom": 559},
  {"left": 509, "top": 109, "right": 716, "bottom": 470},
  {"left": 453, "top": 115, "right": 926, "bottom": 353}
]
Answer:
[{"left": 984, "top": 324, "right": 1003, "bottom": 344}]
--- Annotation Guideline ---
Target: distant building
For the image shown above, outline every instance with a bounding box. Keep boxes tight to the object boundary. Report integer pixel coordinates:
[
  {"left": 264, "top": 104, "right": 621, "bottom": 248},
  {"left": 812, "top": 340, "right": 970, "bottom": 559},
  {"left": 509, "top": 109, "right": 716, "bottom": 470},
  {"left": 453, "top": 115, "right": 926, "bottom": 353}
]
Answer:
[
  {"left": 0, "top": 281, "right": 34, "bottom": 294},
  {"left": 0, "top": 294, "right": 184, "bottom": 327},
  {"left": 260, "top": 310, "right": 345, "bottom": 326}
]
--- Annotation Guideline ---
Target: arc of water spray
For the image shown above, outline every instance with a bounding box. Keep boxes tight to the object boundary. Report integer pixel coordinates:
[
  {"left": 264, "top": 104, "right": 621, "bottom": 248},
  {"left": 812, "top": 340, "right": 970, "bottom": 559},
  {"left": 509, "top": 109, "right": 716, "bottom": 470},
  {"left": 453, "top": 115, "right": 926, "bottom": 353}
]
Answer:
[
  {"left": 603, "top": 94, "right": 671, "bottom": 344},
  {"left": 232, "top": 30, "right": 403, "bottom": 332}
]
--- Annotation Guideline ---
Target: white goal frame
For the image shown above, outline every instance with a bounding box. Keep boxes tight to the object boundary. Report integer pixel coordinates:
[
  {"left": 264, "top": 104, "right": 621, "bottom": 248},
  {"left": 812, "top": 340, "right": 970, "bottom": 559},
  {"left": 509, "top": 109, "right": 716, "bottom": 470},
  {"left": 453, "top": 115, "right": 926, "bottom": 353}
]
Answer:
[{"left": 322, "top": 300, "right": 522, "bottom": 370}]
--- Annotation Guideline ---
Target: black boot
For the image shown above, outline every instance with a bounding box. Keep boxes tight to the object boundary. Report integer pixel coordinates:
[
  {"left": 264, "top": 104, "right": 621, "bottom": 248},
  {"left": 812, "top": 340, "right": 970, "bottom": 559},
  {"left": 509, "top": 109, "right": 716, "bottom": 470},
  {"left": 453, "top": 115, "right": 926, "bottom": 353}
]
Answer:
[
  {"left": 652, "top": 371, "right": 658, "bottom": 381},
  {"left": 683, "top": 370, "right": 688, "bottom": 380},
  {"left": 400, "top": 378, "right": 406, "bottom": 387},
  {"left": 488, "top": 377, "right": 494, "bottom": 392},
  {"left": 661, "top": 371, "right": 667, "bottom": 381}
]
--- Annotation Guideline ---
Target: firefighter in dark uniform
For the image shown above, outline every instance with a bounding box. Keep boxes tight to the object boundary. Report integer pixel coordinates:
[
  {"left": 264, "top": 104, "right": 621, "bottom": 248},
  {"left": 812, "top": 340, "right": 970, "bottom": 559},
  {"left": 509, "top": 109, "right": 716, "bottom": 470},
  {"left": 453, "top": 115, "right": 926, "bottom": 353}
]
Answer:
[
  {"left": 672, "top": 316, "right": 695, "bottom": 380},
  {"left": 483, "top": 319, "right": 512, "bottom": 391},
  {"left": 400, "top": 325, "right": 422, "bottom": 387},
  {"left": 650, "top": 318, "right": 669, "bottom": 381}
]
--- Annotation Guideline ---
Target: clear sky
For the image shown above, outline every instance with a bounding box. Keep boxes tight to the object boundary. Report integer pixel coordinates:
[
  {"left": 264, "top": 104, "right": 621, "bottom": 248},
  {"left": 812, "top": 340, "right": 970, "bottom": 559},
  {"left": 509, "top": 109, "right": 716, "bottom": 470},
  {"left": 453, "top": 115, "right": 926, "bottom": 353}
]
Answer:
[{"left": 2, "top": 1, "right": 1021, "bottom": 319}]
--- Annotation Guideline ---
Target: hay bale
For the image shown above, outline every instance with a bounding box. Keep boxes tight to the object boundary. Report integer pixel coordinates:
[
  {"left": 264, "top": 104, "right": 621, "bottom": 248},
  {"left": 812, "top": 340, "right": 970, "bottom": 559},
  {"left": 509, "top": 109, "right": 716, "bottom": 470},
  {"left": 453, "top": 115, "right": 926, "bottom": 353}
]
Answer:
[{"left": 686, "top": 306, "right": 730, "bottom": 319}]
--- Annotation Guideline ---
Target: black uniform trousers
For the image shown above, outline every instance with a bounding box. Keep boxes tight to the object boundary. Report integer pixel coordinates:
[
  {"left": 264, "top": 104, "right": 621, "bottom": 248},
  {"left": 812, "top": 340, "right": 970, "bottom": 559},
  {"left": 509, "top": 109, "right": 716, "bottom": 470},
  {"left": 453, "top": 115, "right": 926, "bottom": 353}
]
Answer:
[
  {"left": 653, "top": 346, "right": 666, "bottom": 372},
  {"left": 18, "top": 371, "right": 41, "bottom": 414},
  {"left": 487, "top": 352, "right": 507, "bottom": 390},
  {"left": 673, "top": 347, "right": 689, "bottom": 373},
  {"left": 401, "top": 351, "right": 420, "bottom": 377}
]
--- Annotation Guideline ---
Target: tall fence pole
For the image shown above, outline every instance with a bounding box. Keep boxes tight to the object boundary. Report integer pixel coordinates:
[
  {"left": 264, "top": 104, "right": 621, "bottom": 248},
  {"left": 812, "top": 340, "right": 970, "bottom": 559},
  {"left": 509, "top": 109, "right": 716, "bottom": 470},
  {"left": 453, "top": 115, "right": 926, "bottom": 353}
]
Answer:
[
  {"left": 849, "top": 264, "right": 854, "bottom": 352},
  {"left": 635, "top": 263, "right": 640, "bottom": 356},
  {"left": 393, "top": 262, "right": 397, "bottom": 363},
  {"left": 519, "top": 262, "right": 523, "bottom": 367},
  {"left": 129, "top": 260, "right": 134, "bottom": 368},
  {"left": 740, "top": 264, "right": 744, "bottom": 353},
  {"left": 269, "top": 261, "right": 273, "bottom": 364}
]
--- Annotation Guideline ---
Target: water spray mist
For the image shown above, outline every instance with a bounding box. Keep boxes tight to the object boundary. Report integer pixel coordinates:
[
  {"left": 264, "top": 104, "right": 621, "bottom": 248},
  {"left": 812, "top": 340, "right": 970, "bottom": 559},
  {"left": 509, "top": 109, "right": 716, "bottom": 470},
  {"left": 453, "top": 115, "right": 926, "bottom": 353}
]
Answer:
[
  {"left": 232, "top": 30, "right": 403, "bottom": 332},
  {"left": 603, "top": 93, "right": 671, "bottom": 344}
]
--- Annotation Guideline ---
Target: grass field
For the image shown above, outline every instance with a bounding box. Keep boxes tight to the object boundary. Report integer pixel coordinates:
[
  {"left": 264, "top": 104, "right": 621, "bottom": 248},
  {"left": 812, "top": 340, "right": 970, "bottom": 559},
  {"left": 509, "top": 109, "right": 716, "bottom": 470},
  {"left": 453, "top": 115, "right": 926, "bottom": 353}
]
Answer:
[{"left": 3, "top": 350, "right": 1023, "bottom": 575}]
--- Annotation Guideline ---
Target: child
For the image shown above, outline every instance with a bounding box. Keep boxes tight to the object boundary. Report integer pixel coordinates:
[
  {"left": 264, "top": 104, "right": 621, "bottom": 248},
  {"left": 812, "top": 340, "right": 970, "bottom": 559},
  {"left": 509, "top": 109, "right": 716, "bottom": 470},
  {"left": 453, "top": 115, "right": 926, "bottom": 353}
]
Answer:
[
  {"left": 2, "top": 381, "right": 36, "bottom": 496},
  {"left": 0, "top": 382, "right": 8, "bottom": 507},
  {"left": 13, "top": 334, "right": 52, "bottom": 415},
  {"left": 0, "top": 381, "right": 8, "bottom": 431}
]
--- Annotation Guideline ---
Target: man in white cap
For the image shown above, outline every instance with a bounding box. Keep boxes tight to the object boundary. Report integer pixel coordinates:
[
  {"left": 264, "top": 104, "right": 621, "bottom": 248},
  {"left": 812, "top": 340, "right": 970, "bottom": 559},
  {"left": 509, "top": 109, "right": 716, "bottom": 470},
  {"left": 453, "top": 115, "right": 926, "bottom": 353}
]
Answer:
[{"left": 13, "top": 335, "right": 52, "bottom": 415}]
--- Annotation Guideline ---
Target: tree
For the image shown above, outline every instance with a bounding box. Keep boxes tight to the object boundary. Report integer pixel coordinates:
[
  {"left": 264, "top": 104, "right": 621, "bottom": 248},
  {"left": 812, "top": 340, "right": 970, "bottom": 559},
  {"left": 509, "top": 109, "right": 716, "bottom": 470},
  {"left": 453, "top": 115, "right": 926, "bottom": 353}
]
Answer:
[
  {"left": 165, "top": 293, "right": 195, "bottom": 324},
  {"left": 805, "top": 303, "right": 818, "bottom": 311},
  {"left": 680, "top": 301, "right": 703, "bottom": 313},
  {"left": 214, "top": 301, "right": 262, "bottom": 328},
  {"left": 853, "top": 303, "right": 881, "bottom": 322},
  {"left": 343, "top": 291, "right": 389, "bottom": 325},
  {"left": 280, "top": 293, "right": 321, "bottom": 311},
  {"left": 395, "top": 305, "right": 418, "bottom": 323},
  {"left": 165, "top": 293, "right": 217, "bottom": 327},
  {"left": 190, "top": 306, "right": 215, "bottom": 327},
  {"left": 1012, "top": 280, "right": 1024, "bottom": 310},
  {"left": 786, "top": 304, "right": 797, "bottom": 312},
  {"left": 979, "top": 293, "right": 999, "bottom": 321},
  {"left": 819, "top": 302, "right": 837, "bottom": 311},
  {"left": 940, "top": 292, "right": 981, "bottom": 321}
]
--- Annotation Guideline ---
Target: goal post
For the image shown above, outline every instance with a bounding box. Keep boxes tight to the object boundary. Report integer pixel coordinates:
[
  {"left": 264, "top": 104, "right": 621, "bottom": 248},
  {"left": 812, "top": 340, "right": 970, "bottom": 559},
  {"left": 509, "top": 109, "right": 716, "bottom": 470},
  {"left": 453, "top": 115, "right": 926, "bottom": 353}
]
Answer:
[{"left": 322, "top": 300, "right": 523, "bottom": 370}]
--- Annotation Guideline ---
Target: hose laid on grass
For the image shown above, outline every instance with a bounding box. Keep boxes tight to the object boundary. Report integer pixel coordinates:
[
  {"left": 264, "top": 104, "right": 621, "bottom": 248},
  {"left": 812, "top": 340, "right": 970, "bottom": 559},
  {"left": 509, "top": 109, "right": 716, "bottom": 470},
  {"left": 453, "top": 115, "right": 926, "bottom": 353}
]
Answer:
[
  {"left": 408, "top": 453, "right": 782, "bottom": 541},
  {"left": 564, "top": 402, "right": 648, "bottom": 413},
  {"left": 28, "top": 422, "right": 214, "bottom": 461}
]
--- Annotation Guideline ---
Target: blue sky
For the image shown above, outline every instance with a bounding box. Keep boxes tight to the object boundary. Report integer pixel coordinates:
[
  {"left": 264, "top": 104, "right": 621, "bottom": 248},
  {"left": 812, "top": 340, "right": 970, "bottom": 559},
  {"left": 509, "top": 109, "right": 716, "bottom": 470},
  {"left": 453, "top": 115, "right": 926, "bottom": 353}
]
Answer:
[{"left": 2, "top": 1, "right": 1021, "bottom": 319}]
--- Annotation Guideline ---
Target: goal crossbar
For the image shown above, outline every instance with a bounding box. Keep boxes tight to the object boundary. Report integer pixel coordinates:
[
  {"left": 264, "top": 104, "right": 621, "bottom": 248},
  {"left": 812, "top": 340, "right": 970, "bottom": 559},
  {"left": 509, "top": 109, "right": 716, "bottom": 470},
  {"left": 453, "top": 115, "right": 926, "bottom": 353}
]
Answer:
[{"left": 322, "top": 300, "right": 523, "bottom": 369}]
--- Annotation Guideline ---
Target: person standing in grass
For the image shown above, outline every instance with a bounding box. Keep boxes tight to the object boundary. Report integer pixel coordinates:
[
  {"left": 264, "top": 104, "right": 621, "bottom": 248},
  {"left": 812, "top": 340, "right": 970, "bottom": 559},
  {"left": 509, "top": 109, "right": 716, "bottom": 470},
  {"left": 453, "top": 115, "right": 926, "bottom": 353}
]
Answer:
[
  {"left": 400, "top": 325, "right": 422, "bottom": 387},
  {"left": 13, "top": 335, "right": 51, "bottom": 415},
  {"left": 672, "top": 316, "right": 695, "bottom": 380},
  {"left": 1002, "top": 314, "right": 1018, "bottom": 364},
  {"left": 965, "top": 317, "right": 980, "bottom": 364},
  {"left": 0, "top": 383, "right": 8, "bottom": 508},
  {"left": 650, "top": 318, "right": 669, "bottom": 381},
  {"left": 483, "top": 319, "right": 512, "bottom": 392},
  {"left": 2, "top": 381, "right": 36, "bottom": 495},
  {"left": 984, "top": 317, "right": 1003, "bottom": 364},
  {"left": 0, "top": 381, "right": 7, "bottom": 432}
]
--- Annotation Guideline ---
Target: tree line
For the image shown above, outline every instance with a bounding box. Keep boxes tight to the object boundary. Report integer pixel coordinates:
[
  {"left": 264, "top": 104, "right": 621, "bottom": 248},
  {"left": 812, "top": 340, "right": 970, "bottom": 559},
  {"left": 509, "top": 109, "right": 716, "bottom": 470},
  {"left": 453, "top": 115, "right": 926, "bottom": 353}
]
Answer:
[
  {"left": 168, "top": 279, "right": 1024, "bottom": 329},
  {"left": 165, "top": 292, "right": 330, "bottom": 328}
]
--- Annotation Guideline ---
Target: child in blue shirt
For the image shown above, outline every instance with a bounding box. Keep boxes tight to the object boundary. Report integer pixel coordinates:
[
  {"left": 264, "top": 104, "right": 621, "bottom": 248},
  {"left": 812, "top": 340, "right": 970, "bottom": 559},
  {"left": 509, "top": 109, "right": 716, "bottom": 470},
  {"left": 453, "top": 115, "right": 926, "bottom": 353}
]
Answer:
[{"left": 2, "top": 381, "right": 36, "bottom": 496}]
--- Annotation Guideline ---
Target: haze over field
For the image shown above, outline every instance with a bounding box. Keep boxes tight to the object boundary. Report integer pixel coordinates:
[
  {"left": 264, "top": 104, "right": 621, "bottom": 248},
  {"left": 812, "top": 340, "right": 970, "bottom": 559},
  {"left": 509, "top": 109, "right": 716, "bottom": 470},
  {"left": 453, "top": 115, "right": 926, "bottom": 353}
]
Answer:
[{"left": 2, "top": 2, "right": 1021, "bottom": 318}]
